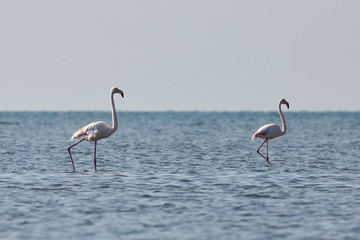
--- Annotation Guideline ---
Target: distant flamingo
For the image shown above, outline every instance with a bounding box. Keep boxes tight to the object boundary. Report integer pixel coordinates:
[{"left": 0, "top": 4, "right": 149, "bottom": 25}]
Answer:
[
  {"left": 252, "top": 99, "right": 290, "bottom": 164},
  {"left": 67, "top": 87, "right": 124, "bottom": 171}
]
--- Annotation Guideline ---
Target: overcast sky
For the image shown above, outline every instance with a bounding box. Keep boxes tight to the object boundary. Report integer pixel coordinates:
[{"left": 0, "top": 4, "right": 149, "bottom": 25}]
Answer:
[{"left": 1, "top": 1, "right": 359, "bottom": 111}]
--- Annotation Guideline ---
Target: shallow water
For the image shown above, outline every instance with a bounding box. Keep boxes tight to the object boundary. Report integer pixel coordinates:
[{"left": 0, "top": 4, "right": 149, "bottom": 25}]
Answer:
[{"left": 0, "top": 111, "right": 359, "bottom": 239}]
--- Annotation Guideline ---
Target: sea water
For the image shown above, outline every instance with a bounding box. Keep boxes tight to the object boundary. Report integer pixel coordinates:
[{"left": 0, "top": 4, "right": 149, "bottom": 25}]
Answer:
[{"left": 0, "top": 111, "right": 359, "bottom": 239}]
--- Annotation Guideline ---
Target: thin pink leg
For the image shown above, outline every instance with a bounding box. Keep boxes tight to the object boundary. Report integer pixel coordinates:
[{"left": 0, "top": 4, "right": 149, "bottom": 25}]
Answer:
[
  {"left": 93, "top": 141, "right": 97, "bottom": 172},
  {"left": 256, "top": 139, "right": 267, "bottom": 160},
  {"left": 256, "top": 139, "right": 271, "bottom": 164},
  {"left": 266, "top": 139, "right": 270, "bottom": 164},
  {"left": 67, "top": 139, "right": 85, "bottom": 171}
]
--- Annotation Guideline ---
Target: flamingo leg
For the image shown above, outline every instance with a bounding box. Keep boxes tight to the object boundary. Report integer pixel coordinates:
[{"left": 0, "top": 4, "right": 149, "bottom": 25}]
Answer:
[
  {"left": 93, "top": 141, "right": 97, "bottom": 172},
  {"left": 266, "top": 140, "right": 269, "bottom": 163},
  {"left": 67, "top": 139, "right": 85, "bottom": 171},
  {"left": 256, "top": 139, "right": 271, "bottom": 164}
]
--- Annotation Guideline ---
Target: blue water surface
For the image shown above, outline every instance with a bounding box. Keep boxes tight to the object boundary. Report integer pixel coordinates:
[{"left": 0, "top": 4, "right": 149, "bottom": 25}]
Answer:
[{"left": 0, "top": 111, "right": 359, "bottom": 239}]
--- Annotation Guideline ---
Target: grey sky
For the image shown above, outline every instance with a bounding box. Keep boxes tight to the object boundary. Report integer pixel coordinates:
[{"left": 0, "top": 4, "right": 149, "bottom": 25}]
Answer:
[{"left": 1, "top": 1, "right": 359, "bottom": 111}]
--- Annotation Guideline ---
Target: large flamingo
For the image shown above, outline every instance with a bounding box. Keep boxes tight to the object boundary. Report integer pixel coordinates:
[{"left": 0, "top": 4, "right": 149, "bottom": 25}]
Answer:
[
  {"left": 252, "top": 99, "right": 289, "bottom": 164},
  {"left": 68, "top": 87, "right": 124, "bottom": 171}
]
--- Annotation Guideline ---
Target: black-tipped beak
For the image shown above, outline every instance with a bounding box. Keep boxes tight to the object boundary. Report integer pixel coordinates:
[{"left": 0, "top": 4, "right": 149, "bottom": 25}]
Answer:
[
  {"left": 117, "top": 89, "right": 124, "bottom": 98},
  {"left": 286, "top": 102, "right": 290, "bottom": 109}
]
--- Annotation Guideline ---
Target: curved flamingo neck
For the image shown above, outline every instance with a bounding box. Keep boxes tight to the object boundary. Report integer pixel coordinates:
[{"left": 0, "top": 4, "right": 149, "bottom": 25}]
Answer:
[
  {"left": 278, "top": 103, "right": 286, "bottom": 135},
  {"left": 110, "top": 92, "right": 118, "bottom": 131}
]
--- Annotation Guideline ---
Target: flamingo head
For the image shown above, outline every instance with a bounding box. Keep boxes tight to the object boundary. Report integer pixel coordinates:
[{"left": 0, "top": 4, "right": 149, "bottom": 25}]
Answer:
[
  {"left": 111, "top": 87, "right": 124, "bottom": 98},
  {"left": 279, "top": 99, "right": 289, "bottom": 109}
]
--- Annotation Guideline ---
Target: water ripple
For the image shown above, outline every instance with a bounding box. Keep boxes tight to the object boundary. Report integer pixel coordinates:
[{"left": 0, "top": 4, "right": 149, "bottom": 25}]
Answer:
[{"left": 0, "top": 112, "right": 360, "bottom": 239}]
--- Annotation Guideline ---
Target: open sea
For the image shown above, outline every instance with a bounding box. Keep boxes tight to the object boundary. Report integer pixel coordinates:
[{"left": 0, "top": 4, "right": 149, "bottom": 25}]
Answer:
[{"left": 0, "top": 111, "right": 359, "bottom": 240}]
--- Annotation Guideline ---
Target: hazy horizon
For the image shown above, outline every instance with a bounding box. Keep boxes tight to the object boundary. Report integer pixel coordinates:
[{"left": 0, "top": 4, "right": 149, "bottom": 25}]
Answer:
[{"left": 1, "top": 109, "right": 359, "bottom": 113}]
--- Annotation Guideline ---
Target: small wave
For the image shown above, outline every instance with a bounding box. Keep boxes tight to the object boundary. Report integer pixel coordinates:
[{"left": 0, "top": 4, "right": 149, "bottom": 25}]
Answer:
[{"left": 0, "top": 121, "right": 19, "bottom": 125}]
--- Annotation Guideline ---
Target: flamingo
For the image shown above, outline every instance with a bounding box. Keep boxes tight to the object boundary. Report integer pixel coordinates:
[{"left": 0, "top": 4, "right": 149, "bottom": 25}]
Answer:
[
  {"left": 67, "top": 87, "right": 124, "bottom": 171},
  {"left": 252, "top": 98, "right": 289, "bottom": 164}
]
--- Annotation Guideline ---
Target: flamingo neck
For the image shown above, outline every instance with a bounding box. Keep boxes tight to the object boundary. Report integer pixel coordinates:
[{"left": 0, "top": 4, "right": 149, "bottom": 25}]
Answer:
[
  {"left": 278, "top": 103, "right": 286, "bottom": 135},
  {"left": 110, "top": 92, "right": 118, "bottom": 131}
]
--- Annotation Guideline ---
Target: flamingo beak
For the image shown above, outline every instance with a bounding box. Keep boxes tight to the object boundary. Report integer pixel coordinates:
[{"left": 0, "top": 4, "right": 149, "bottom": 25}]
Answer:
[
  {"left": 285, "top": 102, "right": 289, "bottom": 109},
  {"left": 118, "top": 90, "right": 124, "bottom": 98}
]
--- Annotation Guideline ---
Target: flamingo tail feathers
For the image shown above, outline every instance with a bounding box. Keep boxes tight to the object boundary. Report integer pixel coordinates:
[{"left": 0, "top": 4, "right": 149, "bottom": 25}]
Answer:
[
  {"left": 252, "top": 133, "right": 258, "bottom": 140},
  {"left": 71, "top": 128, "right": 87, "bottom": 141}
]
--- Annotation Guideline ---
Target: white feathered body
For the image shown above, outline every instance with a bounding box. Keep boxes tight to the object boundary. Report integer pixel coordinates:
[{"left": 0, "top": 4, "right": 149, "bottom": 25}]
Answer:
[
  {"left": 252, "top": 123, "right": 283, "bottom": 140},
  {"left": 71, "top": 121, "right": 115, "bottom": 141}
]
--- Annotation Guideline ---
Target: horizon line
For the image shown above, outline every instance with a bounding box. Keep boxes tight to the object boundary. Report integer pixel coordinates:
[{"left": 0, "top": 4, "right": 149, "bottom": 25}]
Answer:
[{"left": 1, "top": 109, "right": 359, "bottom": 113}]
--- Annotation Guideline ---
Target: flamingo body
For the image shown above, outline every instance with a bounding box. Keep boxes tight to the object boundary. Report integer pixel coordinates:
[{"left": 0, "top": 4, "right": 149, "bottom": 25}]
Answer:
[
  {"left": 67, "top": 87, "right": 124, "bottom": 171},
  {"left": 71, "top": 121, "right": 114, "bottom": 141},
  {"left": 252, "top": 123, "right": 282, "bottom": 140},
  {"left": 252, "top": 99, "right": 289, "bottom": 164}
]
